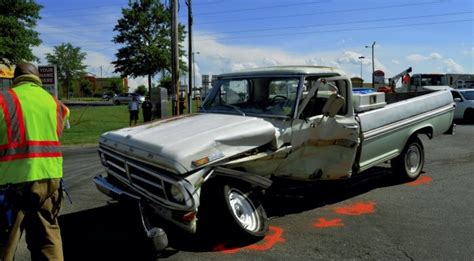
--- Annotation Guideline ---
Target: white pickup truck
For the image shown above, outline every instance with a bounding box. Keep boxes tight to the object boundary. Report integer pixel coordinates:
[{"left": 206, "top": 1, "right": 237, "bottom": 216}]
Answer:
[{"left": 94, "top": 66, "right": 455, "bottom": 241}]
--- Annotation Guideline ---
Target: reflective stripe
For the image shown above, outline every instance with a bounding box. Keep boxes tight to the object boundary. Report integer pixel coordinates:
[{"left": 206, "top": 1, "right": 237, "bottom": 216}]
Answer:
[
  {"left": 1, "top": 143, "right": 61, "bottom": 156},
  {"left": 0, "top": 145, "right": 62, "bottom": 162},
  {"left": 0, "top": 152, "right": 62, "bottom": 162},
  {"left": 53, "top": 97, "right": 68, "bottom": 137},
  {"left": 0, "top": 141, "right": 61, "bottom": 150},
  {"left": 0, "top": 89, "right": 25, "bottom": 143}
]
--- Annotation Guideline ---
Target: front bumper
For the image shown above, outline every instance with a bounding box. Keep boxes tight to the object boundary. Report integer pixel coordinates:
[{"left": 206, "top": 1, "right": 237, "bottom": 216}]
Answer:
[{"left": 93, "top": 175, "right": 198, "bottom": 233}]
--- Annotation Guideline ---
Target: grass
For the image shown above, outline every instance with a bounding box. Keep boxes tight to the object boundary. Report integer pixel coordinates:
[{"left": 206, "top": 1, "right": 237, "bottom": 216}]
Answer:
[
  {"left": 61, "top": 100, "right": 202, "bottom": 145},
  {"left": 62, "top": 105, "right": 129, "bottom": 145}
]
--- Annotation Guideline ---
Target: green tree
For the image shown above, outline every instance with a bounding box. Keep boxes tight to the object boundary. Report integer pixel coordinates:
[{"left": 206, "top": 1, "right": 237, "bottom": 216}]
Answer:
[
  {"left": 0, "top": 0, "right": 42, "bottom": 65},
  {"left": 135, "top": 84, "right": 148, "bottom": 96},
  {"left": 108, "top": 77, "right": 123, "bottom": 94},
  {"left": 112, "top": 0, "right": 187, "bottom": 96},
  {"left": 45, "top": 43, "right": 87, "bottom": 99},
  {"left": 79, "top": 79, "right": 92, "bottom": 97}
]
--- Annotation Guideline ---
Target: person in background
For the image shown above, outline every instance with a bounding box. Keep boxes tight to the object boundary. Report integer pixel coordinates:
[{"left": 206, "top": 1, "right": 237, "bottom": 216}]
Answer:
[
  {"left": 0, "top": 62, "right": 70, "bottom": 261},
  {"left": 142, "top": 96, "right": 153, "bottom": 123},
  {"left": 128, "top": 95, "right": 140, "bottom": 126}
]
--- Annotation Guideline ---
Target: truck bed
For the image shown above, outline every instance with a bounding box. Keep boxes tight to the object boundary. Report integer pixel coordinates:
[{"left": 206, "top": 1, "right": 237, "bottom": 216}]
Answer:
[{"left": 357, "top": 90, "right": 453, "bottom": 133}]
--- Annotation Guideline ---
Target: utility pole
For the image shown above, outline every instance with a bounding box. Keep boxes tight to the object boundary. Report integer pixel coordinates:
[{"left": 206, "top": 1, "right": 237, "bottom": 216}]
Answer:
[
  {"left": 365, "top": 41, "right": 376, "bottom": 89},
  {"left": 171, "top": 0, "right": 180, "bottom": 115},
  {"left": 186, "top": 0, "right": 193, "bottom": 114}
]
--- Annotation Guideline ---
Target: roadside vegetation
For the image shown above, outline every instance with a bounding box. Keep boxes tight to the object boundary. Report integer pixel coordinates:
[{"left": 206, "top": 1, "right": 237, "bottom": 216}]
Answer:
[
  {"left": 62, "top": 106, "right": 128, "bottom": 145},
  {"left": 61, "top": 100, "right": 202, "bottom": 145}
]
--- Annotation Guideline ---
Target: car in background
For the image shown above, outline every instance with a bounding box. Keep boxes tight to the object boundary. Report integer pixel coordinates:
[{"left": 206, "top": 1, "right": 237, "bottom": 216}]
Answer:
[
  {"left": 102, "top": 92, "right": 116, "bottom": 101},
  {"left": 112, "top": 93, "right": 145, "bottom": 105},
  {"left": 451, "top": 88, "right": 474, "bottom": 122}
]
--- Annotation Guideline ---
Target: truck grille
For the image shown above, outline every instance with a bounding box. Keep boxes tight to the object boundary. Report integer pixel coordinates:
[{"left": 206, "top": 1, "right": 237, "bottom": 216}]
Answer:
[{"left": 98, "top": 146, "right": 180, "bottom": 205}]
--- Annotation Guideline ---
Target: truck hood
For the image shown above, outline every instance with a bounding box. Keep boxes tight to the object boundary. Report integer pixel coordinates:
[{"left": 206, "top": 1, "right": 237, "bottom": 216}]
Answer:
[{"left": 99, "top": 113, "right": 276, "bottom": 174}]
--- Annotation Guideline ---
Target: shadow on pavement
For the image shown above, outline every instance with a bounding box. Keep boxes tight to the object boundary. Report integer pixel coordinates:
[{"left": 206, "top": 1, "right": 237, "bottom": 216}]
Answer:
[{"left": 59, "top": 167, "right": 407, "bottom": 259}]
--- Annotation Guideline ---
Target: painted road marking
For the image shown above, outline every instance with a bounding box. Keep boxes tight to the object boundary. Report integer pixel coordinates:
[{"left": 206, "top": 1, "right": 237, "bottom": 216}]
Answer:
[
  {"left": 313, "top": 218, "right": 344, "bottom": 228},
  {"left": 214, "top": 226, "right": 285, "bottom": 254},
  {"left": 406, "top": 175, "right": 432, "bottom": 186},
  {"left": 333, "top": 201, "right": 376, "bottom": 216}
]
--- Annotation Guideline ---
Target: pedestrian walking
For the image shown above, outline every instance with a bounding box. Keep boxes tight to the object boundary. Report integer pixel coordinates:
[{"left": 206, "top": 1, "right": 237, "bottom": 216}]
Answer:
[
  {"left": 142, "top": 96, "right": 153, "bottom": 123},
  {"left": 0, "top": 62, "right": 70, "bottom": 261},
  {"left": 128, "top": 95, "right": 140, "bottom": 126}
]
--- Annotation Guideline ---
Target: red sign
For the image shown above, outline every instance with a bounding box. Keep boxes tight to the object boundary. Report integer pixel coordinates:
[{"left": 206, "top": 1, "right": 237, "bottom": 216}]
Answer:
[{"left": 373, "top": 70, "right": 385, "bottom": 77}]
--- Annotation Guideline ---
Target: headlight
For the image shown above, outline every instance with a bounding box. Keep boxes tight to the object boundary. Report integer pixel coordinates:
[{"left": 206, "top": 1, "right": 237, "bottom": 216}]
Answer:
[
  {"left": 99, "top": 152, "right": 107, "bottom": 166},
  {"left": 170, "top": 185, "right": 184, "bottom": 203}
]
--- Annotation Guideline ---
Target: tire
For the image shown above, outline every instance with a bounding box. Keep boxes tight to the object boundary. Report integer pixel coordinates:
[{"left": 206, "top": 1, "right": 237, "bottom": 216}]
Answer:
[
  {"left": 114, "top": 100, "right": 120, "bottom": 105},
  {"left": 199, "top": 180, "right": 268, "bottom": 240},
  {"left": 464, "top": 109, "right": 474, "bottom": 123},
  {"left": 391, "top": 136, "right": 424, "bottom": 181}
]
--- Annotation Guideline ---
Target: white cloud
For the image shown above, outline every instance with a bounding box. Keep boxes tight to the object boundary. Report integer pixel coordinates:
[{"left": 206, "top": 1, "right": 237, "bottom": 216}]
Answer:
[
  {"left": 336, "top": 51, "right": 369, "bottom": 65},
  {"left": 406, "top": 52, "right": 443, "bottom": 63},
  {"left": 392, "top": 59, "right": 400, "bottom": 65},
  {"left": 32, "top": 45, "right": 54, "bottom": 64},
  {"left": 443, "top": 58, "right": 464, "bottom": 73}
]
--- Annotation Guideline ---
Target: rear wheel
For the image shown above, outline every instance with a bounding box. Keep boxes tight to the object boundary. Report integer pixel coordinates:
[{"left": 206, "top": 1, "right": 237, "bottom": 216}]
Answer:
[{"left": 391, "top": 136, "right": 424, "bottom": 181}]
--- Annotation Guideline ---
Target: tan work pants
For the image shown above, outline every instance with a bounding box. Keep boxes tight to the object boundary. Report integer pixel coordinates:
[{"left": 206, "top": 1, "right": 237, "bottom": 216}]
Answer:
[{"left": 0, "top": 178, "right": 63, "bottom": 261}]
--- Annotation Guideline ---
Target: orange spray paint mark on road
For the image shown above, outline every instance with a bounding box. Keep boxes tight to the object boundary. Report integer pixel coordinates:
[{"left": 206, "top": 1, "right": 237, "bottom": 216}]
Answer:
[
  {"left": 406, "top": 175, "right": 432, "bottom": 186},
  {"left": 313, "top": 218, "right": 344, "bottom": 228},
  {"left": 213, "top": 226, "right": 286, "bottom": 254},
  {"left": 334, "top": 202, "right": 376, "bottom": 216}
]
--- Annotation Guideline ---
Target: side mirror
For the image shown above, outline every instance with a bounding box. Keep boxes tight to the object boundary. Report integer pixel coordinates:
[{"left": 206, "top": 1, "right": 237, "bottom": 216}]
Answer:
[
  {"left": 322, "top": 94, "right": 345, "bottom": 117},
  {"left": 454, "top": 97, "right": 462, "bottom": 102}
]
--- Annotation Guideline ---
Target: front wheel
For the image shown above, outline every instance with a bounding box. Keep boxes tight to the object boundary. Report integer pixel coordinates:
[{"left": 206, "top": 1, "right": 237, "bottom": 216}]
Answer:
[
  {"left": 391, "top": 136, "right": 424, "bottom": 181},
  {"left": 464, "top": 109, "right": 474, "bottom": 123},
  {"left": 199, "top": 180, "right": 268, "bottom": 239}
]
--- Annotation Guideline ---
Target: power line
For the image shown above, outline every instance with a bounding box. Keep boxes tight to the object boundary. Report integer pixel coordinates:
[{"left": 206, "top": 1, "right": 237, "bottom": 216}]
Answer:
[
  {"left": 192, "top": 1, "right": 442, "bottom": 25},
  {"left": 195, "top": 11, "right": 473, "bottom": 36},
  {"left": 195, "top": 19, "right": 473, "bottom": 41},
  {"left": 192, "top": 0, "right": 327, "bottom": 16}
]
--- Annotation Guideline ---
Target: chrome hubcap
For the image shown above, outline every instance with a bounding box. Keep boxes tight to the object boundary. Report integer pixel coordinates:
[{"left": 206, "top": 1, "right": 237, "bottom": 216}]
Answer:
[{"left": 228, "top": 189, "right": 259, "bottom": 232}]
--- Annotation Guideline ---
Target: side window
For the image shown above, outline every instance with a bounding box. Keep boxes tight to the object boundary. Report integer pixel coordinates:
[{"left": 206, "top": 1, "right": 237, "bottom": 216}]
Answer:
[
  {"left": 451, "top": 91, "right": 462, "bottom": 100},
  {"left": 300, "top": 78, "right": 348, "bottom": 118}
]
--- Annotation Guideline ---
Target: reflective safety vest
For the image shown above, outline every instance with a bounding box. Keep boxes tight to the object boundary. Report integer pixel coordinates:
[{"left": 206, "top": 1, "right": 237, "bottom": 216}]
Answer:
[{"left": 0, "top": 81, "right": 69, "bottom": 185}]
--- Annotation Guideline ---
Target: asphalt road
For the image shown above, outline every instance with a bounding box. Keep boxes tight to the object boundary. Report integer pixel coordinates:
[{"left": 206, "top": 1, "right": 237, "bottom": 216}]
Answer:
[{"left": 15, "top": 123, "right": 474, "bottom": 260}]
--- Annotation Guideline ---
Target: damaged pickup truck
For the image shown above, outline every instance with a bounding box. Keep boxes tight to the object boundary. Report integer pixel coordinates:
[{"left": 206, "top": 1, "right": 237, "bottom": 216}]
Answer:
[{"left": 94, "top": 66, "right": 455, "bottom": 241}]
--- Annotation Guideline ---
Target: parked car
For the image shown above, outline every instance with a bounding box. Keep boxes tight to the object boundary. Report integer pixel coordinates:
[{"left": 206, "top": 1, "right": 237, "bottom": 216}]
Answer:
[
  {"left": 112, "top": 93, "right": 145, "bottom": 105},
  {"left": 102, "top": 92, "right": 116, "bottom": 101},
  {"left": 451, "top": 88, "right": 474, "bottom": 122}
]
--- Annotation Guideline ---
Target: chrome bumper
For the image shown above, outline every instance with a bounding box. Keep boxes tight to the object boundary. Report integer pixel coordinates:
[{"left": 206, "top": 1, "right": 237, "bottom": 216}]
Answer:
[{"left": 93, "top": 175, "right": 140, "bottom": 201}]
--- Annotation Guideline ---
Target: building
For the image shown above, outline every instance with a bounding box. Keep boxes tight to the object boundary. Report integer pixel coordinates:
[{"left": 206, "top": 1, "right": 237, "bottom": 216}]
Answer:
[{"left": 81, "top": 75, "right": 129, "bottom": 96}]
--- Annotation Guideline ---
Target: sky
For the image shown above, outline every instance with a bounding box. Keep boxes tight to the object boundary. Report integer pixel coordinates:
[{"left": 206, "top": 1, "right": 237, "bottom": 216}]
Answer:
[{"left": 34, "top": 0, "right": 473, "bottom": 90}]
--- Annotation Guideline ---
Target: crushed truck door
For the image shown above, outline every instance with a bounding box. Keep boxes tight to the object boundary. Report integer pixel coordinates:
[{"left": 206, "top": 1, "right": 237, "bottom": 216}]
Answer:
[{"left": 274, "top": 76, "right": 360, "bottom": 180}]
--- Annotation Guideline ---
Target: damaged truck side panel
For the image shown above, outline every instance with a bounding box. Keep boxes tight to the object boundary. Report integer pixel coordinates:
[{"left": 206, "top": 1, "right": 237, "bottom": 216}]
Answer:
[{"left": 94, "top": 66, "right": 455, "bottom": 241}]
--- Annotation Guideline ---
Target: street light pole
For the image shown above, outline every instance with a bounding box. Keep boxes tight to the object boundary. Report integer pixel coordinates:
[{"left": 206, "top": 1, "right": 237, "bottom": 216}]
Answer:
[
  {"left": 365, "top": 41, "right": 376, "bottom": 89},
  {"left": 358, "top": 56, "right": 365, "bottom": 79}
]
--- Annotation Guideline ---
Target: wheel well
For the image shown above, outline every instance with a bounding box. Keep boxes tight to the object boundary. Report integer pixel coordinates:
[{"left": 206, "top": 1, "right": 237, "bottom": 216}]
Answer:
[{"left": 413, "top": 126, "right": 433, "bottom": 140}]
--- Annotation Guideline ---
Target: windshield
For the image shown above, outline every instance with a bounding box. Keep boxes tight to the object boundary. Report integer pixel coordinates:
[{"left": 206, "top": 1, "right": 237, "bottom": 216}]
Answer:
[
  {"left": 462, "top": 91, "right": 474, "bottom": 100},
  {"left": 201, "top": 77, "right": 300, "bottom": 118}
]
